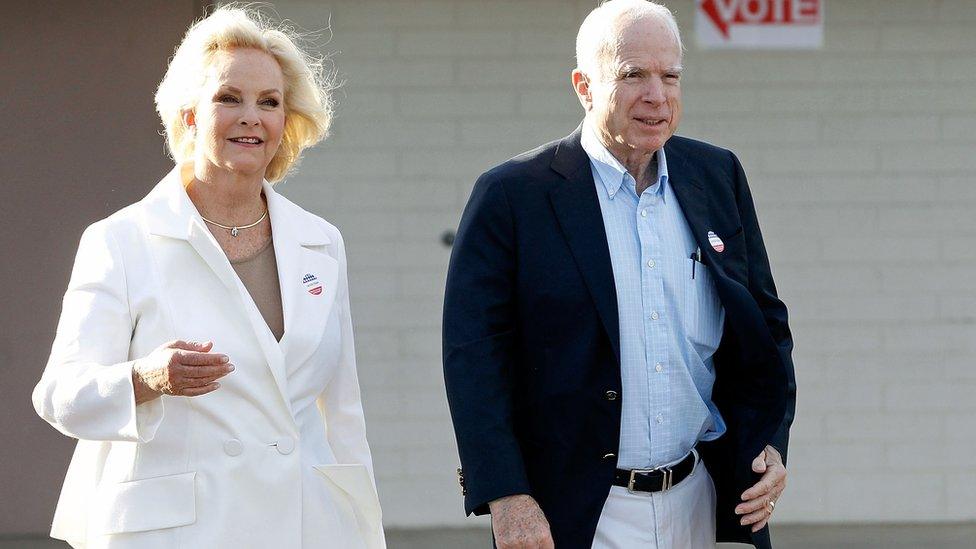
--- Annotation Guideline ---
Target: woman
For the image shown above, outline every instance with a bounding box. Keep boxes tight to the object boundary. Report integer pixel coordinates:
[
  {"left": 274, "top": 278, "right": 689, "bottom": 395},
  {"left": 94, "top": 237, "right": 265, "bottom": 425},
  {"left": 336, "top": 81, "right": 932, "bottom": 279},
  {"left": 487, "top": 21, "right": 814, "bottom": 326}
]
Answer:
[{"left": 32, "top": 7, "right": 383, "bottom": 549}]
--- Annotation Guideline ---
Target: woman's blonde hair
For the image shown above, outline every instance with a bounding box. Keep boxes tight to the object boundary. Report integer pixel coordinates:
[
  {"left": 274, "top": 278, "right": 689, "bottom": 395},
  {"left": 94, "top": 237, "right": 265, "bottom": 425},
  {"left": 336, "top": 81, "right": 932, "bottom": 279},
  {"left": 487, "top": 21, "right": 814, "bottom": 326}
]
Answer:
[{"left": 155, "top": 5, "right": 333, "bottom": 182}]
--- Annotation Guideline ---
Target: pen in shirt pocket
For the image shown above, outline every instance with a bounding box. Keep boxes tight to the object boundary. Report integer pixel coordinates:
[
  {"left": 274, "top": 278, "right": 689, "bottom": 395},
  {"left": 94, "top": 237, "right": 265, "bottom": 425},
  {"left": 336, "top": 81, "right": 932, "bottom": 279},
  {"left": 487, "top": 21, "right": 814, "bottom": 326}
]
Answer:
[{"left": 689, "top": 247, "right": 701, "bottom": 279}]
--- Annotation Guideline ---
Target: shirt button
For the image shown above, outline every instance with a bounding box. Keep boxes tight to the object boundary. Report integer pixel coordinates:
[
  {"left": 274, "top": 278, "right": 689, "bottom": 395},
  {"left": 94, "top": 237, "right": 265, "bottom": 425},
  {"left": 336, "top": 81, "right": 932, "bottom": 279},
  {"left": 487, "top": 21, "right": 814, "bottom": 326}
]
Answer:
[
  {"left": 641, "top": 209, "right": 648, "bottom": 217},
  {"left": 605, "top": 390, "right": 618, "bottom": 401},
  {"left": 650, "top": 311, "right": 659, "bottom": 320},
  {"left": 655, "top": 363, "right": 663, "bottom": 372},
  {"left": 656, "top": 414, "right": 664, "bottom": 424},
  {"left": 646, "top": 259, "right": 655, "bottom": 268}
]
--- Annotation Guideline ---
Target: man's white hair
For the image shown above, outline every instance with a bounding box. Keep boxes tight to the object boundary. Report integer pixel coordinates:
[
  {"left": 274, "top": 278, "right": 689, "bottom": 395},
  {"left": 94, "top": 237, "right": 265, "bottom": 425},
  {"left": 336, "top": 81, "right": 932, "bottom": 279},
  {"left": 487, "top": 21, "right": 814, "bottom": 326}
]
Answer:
[{"left": 575, "top": 0, "right": 683, "bottom": 79}]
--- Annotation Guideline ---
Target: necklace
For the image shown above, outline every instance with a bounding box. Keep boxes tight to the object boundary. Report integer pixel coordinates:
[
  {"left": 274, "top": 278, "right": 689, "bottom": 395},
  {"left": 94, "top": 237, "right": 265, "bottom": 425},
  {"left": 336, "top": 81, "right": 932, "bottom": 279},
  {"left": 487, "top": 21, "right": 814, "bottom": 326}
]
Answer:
[{"left": 200, "top": 209, "right": 268, "bottom": 237}]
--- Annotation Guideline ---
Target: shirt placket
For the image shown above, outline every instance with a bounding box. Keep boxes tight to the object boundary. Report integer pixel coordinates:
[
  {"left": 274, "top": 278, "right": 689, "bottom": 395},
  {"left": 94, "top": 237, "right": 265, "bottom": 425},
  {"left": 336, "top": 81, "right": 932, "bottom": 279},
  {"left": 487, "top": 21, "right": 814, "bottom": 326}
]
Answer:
[{"left": 635, "top": 179, "right": 670, "bottom": 458}]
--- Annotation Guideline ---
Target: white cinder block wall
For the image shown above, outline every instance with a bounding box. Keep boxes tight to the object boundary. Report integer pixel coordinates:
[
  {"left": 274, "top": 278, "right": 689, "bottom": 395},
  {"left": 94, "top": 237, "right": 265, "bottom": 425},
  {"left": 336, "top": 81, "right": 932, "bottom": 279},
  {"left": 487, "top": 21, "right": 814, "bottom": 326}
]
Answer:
[{"left": 266, "top": 0, "right": 976, "bottom": 527}]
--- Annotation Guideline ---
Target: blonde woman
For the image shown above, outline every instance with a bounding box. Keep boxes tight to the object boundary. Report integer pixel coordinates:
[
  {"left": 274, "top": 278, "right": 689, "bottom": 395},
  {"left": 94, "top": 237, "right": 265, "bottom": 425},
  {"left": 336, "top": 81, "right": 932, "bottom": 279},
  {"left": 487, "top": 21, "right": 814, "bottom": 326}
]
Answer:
[{"left": 32, "top": 7, "right": 383, "bottom": 548}]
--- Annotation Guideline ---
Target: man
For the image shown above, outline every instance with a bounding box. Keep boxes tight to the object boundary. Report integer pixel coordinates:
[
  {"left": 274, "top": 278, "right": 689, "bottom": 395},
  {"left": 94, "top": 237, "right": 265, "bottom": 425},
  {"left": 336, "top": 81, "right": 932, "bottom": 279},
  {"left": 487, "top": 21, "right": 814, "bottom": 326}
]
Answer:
[{"left": 443, "top": 1, "right": 795, "bottom": 547}]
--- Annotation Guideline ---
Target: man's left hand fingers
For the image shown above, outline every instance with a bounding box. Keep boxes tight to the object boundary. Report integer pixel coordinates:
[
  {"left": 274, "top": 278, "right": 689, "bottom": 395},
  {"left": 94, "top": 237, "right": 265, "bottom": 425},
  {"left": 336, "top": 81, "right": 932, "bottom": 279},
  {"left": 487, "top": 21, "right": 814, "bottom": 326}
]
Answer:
[
  {"left": 735, "top": 479, "right": 786, "bottom": 513},
  {"left": 751, "top": 516, "right": 770, "bottom": 533},
  {"left": 741, "top": 464, "right": 787, "bottom": 501},
  {"left": 736, "top": 487, "right": 777, "bottom": 515},
  {"left": 751, "top": 450, "right": 767, "bottom": 473},
  {"left": 739, "top": 504, "right": 769, "bottom": 527}
]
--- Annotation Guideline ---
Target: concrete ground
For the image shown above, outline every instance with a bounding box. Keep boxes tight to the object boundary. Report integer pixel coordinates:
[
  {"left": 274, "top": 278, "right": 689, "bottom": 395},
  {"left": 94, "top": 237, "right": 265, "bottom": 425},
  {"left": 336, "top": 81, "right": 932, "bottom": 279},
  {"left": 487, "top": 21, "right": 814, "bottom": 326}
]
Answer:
[{"left": 3, "top": 523, "right": 975, "bottom": 548}]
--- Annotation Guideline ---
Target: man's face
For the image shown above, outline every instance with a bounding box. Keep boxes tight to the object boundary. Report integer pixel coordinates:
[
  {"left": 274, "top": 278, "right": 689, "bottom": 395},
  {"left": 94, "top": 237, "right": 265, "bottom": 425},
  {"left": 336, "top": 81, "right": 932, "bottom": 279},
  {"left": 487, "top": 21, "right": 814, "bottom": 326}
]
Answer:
[{"left": 575, "top": 17, "right": 683, "bottom": 160}]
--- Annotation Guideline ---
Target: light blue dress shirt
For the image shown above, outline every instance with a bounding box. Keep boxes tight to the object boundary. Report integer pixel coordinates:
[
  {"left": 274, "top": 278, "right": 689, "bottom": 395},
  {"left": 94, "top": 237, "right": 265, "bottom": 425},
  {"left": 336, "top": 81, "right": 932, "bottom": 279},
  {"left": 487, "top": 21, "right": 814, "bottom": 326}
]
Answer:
[{"left": 581, "top": 123, "right": 727, "bottom": 470}]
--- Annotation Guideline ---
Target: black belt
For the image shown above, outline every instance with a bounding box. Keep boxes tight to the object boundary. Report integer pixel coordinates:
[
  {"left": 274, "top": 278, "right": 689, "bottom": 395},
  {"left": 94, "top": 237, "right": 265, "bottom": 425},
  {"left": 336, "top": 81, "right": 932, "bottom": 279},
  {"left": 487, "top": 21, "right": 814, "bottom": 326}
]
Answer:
[{"left": 612, "top": 451, "right": 697, "bottom": 493}]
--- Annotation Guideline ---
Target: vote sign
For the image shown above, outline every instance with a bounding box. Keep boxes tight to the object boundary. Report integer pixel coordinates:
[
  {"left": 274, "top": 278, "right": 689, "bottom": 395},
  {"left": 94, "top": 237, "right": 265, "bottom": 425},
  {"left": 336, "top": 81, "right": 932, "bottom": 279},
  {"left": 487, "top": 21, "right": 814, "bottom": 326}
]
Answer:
[{"left": 695, "top": 0, "right": 824, "bottom": 49}]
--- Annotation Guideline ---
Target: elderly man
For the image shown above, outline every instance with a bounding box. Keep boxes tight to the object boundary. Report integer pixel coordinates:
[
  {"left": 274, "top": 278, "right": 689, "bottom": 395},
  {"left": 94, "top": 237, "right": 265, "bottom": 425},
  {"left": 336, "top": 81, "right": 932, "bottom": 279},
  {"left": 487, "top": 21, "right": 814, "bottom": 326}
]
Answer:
[{"left": 443, "top": 1, "right": 795, "bottom": 547}]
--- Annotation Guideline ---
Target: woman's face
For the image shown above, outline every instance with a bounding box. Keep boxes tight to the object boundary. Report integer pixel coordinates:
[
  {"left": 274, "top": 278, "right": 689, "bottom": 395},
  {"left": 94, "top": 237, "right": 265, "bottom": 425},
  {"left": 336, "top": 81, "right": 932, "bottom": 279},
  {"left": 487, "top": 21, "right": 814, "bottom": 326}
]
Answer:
[{"left": 188, "top": 48, "right": 286, "bottom": 179}]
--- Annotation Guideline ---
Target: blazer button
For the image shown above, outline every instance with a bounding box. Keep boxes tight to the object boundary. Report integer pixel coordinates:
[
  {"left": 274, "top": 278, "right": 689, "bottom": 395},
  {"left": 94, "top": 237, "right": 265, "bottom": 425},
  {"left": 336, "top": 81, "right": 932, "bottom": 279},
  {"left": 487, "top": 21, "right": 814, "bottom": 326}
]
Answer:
[
  {"left": 275, "top": 437, "right": 295, "bottom": 455},
  {"left": 604, "top": 390, "right": 618, "bottom": 401},
  {"left": 223, "top": 439, "right": 243, "bottom": 457}
]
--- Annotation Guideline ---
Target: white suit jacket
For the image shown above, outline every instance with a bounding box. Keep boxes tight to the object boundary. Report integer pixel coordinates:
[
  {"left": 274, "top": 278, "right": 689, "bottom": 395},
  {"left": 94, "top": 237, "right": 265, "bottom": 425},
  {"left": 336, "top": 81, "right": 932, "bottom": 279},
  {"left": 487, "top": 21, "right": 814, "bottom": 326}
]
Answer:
[{"left": 33, "top": 166, "right": 385, "bottom": 549}]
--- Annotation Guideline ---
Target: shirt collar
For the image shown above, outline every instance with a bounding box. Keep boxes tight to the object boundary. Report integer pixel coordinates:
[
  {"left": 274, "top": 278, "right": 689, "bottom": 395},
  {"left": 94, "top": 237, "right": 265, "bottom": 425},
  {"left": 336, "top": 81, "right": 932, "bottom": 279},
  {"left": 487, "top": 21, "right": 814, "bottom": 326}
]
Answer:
[{"left": 580, "top": 119, "right": 669, "bottom": 201}]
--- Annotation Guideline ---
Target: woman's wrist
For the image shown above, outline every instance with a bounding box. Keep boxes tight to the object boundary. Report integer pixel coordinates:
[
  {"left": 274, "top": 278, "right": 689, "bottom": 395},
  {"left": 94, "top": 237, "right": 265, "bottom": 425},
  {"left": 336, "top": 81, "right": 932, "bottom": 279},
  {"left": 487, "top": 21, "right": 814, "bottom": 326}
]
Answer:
[{"left": 131, "top": 366, "right": 160, "bottom": 406}]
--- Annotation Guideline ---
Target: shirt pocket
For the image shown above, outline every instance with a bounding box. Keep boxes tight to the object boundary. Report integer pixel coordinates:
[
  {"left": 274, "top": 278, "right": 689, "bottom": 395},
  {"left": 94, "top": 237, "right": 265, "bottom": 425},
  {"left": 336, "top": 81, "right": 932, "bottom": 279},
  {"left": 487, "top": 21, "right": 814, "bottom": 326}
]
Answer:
[
  {"left": 683, "top": 259, "right": 725, "bottom": 361},
  {"left": 92, "top": 471, "right": 196, "bottom": 535}
]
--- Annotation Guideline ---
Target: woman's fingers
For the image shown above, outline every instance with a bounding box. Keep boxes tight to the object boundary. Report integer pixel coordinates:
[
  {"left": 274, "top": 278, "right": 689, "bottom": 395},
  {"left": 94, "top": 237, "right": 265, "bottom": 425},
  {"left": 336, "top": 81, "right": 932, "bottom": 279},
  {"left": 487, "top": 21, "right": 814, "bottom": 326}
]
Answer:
[
  {"left": 174, "top": 349, "right": 229, "bottom": 366},
  {"left": 181, "top": 370, "right": 232, "bottom": 387},
  {"left": 181, "top": 362, "right": 235, "bottom": 379},
  {"left": 180, "top": 382, "right": 221, "bottom": 397}
]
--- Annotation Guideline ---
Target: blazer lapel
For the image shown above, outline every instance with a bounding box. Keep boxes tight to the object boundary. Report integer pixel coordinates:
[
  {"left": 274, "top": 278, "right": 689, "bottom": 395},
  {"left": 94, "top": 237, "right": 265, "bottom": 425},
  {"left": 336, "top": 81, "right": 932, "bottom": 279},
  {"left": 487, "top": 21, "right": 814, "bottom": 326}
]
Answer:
[
  {"left": 142, "top": 166, "right": 294, "bottom": 416},
  {"left": 143, "top": 166, "right": 247, "bottom": 296},
  {"left": 665, "top": 144, "right": 726, "bottom": 277},
  {"left": 266, "top": 183, "right": 339, "bottom": 375},
  {"left": 548, "top": 128, "right": 621, "bottom": 363}
]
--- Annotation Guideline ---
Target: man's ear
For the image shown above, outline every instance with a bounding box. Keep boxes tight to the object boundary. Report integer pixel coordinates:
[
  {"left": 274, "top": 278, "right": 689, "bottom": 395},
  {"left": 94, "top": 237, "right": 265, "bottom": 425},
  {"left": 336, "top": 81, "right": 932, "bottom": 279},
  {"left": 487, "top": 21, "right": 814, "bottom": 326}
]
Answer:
[
  {"left": 571, "top": 69, "right": 592, "bottom": 110},
  {"left": 182, "top": 109, "right": 195, "bottom": 129}
]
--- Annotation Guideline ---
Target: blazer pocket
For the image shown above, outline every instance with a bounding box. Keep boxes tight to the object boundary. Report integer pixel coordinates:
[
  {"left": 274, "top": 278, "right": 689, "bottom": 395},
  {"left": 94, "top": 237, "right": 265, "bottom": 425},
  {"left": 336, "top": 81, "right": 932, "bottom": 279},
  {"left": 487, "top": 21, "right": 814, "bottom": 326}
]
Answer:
[
  {"left": 92, "top": 471, "right": 196, "bottom": 535},
  {"left": 313, "top": 464, "right": 385, "bottom": 549}
]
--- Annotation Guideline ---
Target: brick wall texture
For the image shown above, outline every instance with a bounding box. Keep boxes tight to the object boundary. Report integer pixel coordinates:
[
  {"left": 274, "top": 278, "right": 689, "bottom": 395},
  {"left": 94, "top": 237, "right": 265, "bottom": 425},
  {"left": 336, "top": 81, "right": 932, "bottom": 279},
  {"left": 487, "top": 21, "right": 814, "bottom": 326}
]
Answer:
[{"left": 267, "top": 0, "right": 976, "bottom": 526}]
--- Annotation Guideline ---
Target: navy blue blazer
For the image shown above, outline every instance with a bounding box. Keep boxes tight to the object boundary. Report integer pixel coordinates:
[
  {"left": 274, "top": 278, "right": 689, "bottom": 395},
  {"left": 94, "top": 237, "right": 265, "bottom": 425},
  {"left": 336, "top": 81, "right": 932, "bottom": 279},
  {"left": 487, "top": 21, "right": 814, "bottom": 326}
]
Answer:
[{"left": 443, "top": 127, "right": 796, "bottom": 549}]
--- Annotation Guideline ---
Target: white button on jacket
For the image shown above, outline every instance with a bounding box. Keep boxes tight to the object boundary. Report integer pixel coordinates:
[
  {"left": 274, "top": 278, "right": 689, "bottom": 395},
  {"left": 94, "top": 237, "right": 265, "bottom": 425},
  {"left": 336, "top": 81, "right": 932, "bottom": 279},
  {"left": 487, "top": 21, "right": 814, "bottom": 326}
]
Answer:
[
  {"left": 32, "top": 166, "right": 385, "bottom": 549},
  {"left": 223, "top": 439, "right": 243, "bottom": 457},
  {"left": 277, "top": 437, "right": 296, "bottom": 455}
]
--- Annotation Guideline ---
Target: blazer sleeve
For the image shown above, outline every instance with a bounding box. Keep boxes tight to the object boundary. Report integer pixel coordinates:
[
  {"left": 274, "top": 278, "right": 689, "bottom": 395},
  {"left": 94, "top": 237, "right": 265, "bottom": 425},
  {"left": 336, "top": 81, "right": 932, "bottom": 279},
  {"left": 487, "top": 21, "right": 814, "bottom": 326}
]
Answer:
[
  {"left": 32, "top": 220, "right": 164, "bottom": 443},
  {"left": 730, "top": 151, "right": 797, "bottom": 463},
  {"left": 317, "top": 230, "right": 376, "bottom": 481},
  {"left": 443, "top": 173, "right": 531, "bottom": 516}
]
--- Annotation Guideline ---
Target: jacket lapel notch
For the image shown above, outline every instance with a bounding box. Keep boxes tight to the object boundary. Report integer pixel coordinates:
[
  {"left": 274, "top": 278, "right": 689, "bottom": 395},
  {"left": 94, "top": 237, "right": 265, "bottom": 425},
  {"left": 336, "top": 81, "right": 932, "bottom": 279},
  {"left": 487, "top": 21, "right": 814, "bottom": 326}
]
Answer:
[{"left": 143, "top": 166, "right": 194, "bottom": 241}]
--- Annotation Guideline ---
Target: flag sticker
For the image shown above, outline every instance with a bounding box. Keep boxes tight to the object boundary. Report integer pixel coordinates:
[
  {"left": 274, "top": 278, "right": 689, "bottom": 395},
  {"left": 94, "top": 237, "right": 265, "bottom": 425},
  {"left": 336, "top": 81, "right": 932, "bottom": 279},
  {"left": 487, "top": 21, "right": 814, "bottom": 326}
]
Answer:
[
  {"left": 707, "top": 231, "right": 725, "bottom": 253},
  {"left": 303, "top": 273, "right": 323, "bottom": 296}
]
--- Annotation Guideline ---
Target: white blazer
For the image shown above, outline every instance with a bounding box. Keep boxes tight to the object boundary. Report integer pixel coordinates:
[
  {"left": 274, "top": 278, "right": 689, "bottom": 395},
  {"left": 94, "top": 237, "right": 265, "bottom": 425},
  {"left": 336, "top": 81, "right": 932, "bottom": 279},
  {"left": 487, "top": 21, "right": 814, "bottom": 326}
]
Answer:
[{"left": 33, "top": 166, "right": 385, "bottom": 549}]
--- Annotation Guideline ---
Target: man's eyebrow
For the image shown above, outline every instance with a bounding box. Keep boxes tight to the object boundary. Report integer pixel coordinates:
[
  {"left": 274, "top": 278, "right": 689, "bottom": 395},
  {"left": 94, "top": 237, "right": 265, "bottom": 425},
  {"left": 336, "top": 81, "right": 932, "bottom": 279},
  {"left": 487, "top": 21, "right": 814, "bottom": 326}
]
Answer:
[
  {"left": 618, "top": 65, "right": 646, "bottom": 75},
  {"left": 616, "top": 64, "right": 684, "bottom": 75}
]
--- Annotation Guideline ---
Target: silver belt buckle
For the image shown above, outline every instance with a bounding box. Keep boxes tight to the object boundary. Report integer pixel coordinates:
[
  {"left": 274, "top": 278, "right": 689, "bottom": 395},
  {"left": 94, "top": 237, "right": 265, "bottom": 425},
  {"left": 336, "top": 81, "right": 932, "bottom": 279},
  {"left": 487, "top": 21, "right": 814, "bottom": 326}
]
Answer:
[
  {"left": 660, "top": 467, "right": 674, "bottom": 491},
  {"left": 627, "top": 450, "right": 697, "bottom": 493},
  {"left": 627, "top": 467, "right": 664, "bottom": 493}
]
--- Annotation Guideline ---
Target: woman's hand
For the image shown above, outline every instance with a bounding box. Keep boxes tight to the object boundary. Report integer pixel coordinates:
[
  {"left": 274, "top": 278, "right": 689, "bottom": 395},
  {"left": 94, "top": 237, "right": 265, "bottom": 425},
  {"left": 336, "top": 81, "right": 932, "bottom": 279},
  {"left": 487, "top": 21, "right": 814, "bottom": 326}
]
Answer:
[{"left": 131, "top": 340, "right": 234, "bottom": 405}]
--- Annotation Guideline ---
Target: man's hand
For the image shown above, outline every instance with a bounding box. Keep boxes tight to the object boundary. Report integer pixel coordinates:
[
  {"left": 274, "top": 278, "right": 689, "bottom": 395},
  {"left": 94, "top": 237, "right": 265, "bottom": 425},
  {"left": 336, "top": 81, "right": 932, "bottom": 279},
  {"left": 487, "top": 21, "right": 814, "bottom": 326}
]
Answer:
[
  {"left": 489, "top": 494, "right": 555, "bottom": 549},
  {"left": 735, "top": 445, "right": 787, "bottom": 533}
]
